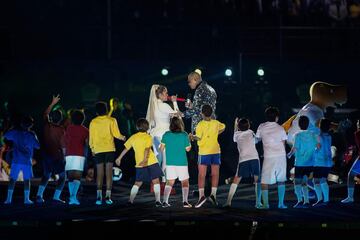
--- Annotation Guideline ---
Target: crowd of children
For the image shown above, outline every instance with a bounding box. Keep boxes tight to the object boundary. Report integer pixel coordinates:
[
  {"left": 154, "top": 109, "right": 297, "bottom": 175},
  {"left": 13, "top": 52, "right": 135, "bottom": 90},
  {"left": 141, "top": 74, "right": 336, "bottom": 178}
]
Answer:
[{"left": 1, "top": 93, "right": 359, "bottom": 209}]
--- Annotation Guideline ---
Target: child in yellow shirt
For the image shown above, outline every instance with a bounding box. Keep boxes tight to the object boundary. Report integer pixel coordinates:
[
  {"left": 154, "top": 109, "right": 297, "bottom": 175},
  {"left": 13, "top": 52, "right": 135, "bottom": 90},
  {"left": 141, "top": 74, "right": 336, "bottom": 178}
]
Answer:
[
  {"left": 190, "top": 105, "right": 225, "bottom": 208},
  {"left": 89, "top": 101, "right": 125, "bottom": 205},
  {"left": 116, "top": 118, "right": 163, "bottom": 207}
]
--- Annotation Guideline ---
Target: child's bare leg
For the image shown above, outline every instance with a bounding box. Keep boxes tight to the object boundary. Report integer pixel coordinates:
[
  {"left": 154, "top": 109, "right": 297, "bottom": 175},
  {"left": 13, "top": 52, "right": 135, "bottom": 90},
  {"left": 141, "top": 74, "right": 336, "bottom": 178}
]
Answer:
[
  {"left": 105, "top": 162, "right": 113, "bottom": 199},
  {"left": 198, "top": 165, "right": 207, "bottom": 198},
  {"left": 210, "top": 164, "right": 219, "bottom": 198},
  {"left": 96, "top": 163, "right": 104, "bottom": 200}
]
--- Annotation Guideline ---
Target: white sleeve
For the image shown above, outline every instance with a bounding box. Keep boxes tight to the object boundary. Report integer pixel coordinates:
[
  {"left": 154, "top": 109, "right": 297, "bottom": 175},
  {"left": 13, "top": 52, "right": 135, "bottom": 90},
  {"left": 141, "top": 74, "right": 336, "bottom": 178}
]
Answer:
[
  {"left": 233, "top": 131, "right": 239, "bottom": 143},
  {"left": 158, "top": 102, "right": 177, "bottom": 114},
  {"left": 255, "top": 125, "right": 262, "bottom": 140},
  {"left": 173, "top": 101, "right": 180, "bottom": 111},
  {"left": 281, "top": 128, "right": 288, "bottom": 141}
]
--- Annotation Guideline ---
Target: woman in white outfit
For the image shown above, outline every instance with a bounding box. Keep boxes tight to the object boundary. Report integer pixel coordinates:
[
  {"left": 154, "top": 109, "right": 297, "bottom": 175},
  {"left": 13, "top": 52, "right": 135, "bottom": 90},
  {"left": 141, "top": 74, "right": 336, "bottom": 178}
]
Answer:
[{"left": 146, "top": 85, "right": 181, "bottom": 180}]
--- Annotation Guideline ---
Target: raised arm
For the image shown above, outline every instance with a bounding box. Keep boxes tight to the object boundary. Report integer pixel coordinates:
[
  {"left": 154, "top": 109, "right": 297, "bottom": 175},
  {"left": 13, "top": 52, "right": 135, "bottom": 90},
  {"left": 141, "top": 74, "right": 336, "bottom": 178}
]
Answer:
[{"left": 44, "top": 95, "right": 61, "bottom": 120}]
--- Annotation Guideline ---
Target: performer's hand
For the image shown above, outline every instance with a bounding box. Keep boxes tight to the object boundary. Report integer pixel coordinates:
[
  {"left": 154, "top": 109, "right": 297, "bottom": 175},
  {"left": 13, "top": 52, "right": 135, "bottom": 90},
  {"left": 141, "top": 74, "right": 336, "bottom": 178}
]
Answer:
[
  {"left": 51, "top": 94, "right": 61, "bottom": 105},
  {"left": 170, "top": 95, "right": 177, "bottom": 102},
  {"left": 185, "top": 100, "right": 192, "bottom": 109},
  {"left": 121, "top": 136, "right": 126, "bottom": 141}
]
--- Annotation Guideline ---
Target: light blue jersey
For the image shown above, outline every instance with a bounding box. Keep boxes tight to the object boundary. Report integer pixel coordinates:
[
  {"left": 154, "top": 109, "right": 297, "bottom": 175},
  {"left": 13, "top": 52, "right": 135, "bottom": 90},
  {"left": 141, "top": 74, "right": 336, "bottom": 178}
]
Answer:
[
  {"left": 314, "top": 133, "right": 332, "bottom": 167},
  {"left": 294, "top": 130, "right": 318, "bottom": 167}
]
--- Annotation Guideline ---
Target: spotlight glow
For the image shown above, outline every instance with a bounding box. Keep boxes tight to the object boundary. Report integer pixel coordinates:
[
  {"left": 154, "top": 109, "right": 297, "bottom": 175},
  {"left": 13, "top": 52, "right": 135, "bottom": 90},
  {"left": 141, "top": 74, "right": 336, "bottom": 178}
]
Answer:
[
  {"left": 225, "top": 69, "right": 232, "bottom": 77},
  {"left": 257, "top": 68, "right": 264, "bottom": 77},
  {"left": 161, "top": 68, "right": 168, "bottom": 76}
]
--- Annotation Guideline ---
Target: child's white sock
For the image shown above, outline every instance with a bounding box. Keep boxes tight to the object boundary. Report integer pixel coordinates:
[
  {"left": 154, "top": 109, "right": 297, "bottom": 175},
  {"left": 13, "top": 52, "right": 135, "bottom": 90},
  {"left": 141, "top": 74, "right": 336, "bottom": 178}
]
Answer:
[
  {"left": 153, "top": 184, "right": 161, "bottom": 202},
  {"left": 211, "top": 187, "right": 217, "bottom": 198},
  {"left": 129, "top": 185, "right": 139, "bottom": 203},
  {"left": 163, "top": 185, "right": 172, "bottom": 204},
  {"left": 182, "top": 187, "right": 189, "bottom": 203},
  {"left": 226, "top": 183, "right": 238, "bottom": 205},
  {"left": 105, "top": 190, "right": 111, "bottom": 198},
  {"left": 97, "top": 190, "right": 102, "bottom": 200}
]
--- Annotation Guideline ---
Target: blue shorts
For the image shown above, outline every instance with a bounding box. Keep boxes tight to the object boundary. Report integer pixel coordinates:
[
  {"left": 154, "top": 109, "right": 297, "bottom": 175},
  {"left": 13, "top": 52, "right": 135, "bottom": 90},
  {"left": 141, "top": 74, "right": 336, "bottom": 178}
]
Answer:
[
  {"left": 350, "top": 158, "right": 360, "bottom": 174},
  {"left": 198, "top": 154, "right": 221, "bottom": 165},
  {"left": 236, "top": 159, "right": 260, "bottom": 178},
  {"left": 313, "top": 167, "right": 331, "bottom": 178},
  {"left": 295, "top": 166, "right": 313, "bottom": 179},
  {"left": 135, "top": 163, "right": 164, "bottom": 182},
  {"left": 10, "top": 163, "right": 33, "bottom": 180}
]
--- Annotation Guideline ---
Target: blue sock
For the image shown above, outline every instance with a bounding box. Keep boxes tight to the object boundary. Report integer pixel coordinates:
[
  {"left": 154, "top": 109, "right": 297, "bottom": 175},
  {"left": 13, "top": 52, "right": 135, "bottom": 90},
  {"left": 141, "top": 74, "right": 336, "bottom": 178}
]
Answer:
[
  {"left": 37, "top": 185, "right": 46, "bottom": 198},
  {"left": 68, "top": 181, "right": 74, "bottom": 198},
  {"left": 320, "top": 182, "right": 329, "bottom": 202},
  {"left": 5, "top": 189, "right": 14, "bottom": 203},
  {"left": 255, "top": 183, "right": 262, "bottom": 206},
  {"left": 302, "top": 185, "right": 309, "bottom": 203},
  {"left": 53, "top": 189, "right": 62, "bottom": 200},
  {"left": 262, "top": 190, "right": 269, "bottom": 207},
  {"left": 294, "top": 184, "right": 303, "bottom": 202},
  {"left": 73, "top": 180, "right": 81, "bottom": 199},
  {"left": 314, "top": 184, "right": 323, "bottom": 202},
  {"left": 278, "top": 184, "right": 286, "bottom": 206}
]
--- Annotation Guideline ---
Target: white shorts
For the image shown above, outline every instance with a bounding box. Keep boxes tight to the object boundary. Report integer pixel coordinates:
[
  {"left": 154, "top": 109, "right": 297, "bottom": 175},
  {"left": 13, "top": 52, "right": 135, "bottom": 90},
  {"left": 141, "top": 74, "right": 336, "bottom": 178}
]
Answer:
[
  {"left": 261, "top": 155, "right": 287, "bottom": 184},
  {"left": 165, "top": 166, "right": 189, "bottom": 181},
  {"left": 65, "top": 156, "right": 85, "bottom": 171}
]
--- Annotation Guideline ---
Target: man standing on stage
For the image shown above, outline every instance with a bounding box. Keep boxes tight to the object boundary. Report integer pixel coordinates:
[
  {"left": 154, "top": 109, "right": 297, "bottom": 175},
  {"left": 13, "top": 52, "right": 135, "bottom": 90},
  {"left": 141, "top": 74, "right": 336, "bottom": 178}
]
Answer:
[
  {"left": 185, "top": 71, "right": 217, "bottom": 197},
  {"left": 185, "top": 72, "right": 217, "bottom": 133}
]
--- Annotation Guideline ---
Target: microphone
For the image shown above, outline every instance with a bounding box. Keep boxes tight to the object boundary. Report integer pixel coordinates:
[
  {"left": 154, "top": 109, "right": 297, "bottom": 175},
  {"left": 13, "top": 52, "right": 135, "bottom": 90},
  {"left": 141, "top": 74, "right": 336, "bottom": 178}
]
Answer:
[{"left": 167, "top": 96, "right": 186, "bottom": 102}]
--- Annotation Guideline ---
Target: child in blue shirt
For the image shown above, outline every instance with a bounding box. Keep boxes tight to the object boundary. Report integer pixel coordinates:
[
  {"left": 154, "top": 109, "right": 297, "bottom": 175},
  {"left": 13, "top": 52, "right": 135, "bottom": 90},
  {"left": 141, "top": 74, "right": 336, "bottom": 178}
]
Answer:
[
  {"left": 3, "top": 116, "right": 40, "bottom": 204},
  {"left": 287, "top": 116, "right": 319, "bottom": 208},
  {"left": 313, "top": 118, "right": 332, "bottom": 206}
]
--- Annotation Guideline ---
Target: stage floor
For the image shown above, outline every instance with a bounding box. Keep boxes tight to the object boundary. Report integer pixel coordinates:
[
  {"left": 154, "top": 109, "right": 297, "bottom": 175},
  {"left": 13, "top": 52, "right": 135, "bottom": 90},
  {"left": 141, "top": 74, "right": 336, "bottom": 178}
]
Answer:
[
  {"left": 2, "top": 181, "right": 360, "bottom": 239},
  {"left": 0, "top": 180, "right": 360, "bottom": 223}
]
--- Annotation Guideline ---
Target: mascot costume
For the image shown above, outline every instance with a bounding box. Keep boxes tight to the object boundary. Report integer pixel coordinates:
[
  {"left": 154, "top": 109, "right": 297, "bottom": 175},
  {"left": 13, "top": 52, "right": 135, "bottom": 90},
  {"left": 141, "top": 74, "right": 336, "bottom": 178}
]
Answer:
[
  {"left": 283, "top": 82, "right": 347, "bottom": 203},
  {"left": 283, "top": 81, "right": 347, "bottom": 145}
]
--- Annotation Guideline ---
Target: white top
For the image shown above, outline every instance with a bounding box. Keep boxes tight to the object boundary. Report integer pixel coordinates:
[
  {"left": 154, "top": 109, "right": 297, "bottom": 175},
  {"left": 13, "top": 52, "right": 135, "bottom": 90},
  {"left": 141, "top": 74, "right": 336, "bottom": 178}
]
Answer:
[
  {"left": 233, "top": 129, "right": 259, "bottom": 163},
  {"left": 150, "top": 99, "right": 178, "bottom": 138},
  {"left": 287, "top": 102, "right": 323, "bottom": 145},
  {"left": 256, "top": 122, "right": 287, "bottom": 158}
]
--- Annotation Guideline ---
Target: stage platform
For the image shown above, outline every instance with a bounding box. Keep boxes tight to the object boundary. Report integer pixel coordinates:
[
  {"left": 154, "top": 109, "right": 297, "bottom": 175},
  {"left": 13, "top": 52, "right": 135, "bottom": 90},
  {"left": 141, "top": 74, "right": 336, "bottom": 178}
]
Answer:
[{"left": 0, "top": 180, "right": 360, "bottom": 239}]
